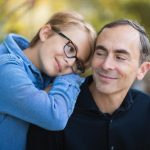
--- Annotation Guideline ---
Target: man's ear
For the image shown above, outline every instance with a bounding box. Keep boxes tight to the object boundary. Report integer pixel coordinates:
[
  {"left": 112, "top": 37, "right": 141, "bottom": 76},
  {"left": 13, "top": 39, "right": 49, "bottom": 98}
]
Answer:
[
  {"left": 39, "top": 24, "right": 52, "bottom": 42},
  {"left": 137, "top": 62, "right": 150, "bottom": 80}
]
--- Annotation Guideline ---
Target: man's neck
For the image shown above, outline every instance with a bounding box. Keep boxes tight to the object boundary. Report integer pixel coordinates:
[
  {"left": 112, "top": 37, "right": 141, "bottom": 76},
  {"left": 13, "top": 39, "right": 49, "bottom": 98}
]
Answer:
[{"left": 89, "top": 82, "right": 128, "bottom": 114}]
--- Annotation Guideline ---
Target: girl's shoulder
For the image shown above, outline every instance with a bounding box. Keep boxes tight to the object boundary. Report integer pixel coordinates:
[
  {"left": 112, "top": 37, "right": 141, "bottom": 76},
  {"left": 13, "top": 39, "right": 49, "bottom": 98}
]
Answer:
[{"left": 0, "top": 53, "right": 23, "bottom": 65}]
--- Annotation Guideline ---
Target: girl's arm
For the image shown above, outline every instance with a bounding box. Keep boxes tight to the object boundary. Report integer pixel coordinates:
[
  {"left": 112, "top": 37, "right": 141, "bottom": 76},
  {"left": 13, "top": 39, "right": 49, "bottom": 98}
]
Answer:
[{"left": 0, "top": 54, "right": 84, "bottom": 130}]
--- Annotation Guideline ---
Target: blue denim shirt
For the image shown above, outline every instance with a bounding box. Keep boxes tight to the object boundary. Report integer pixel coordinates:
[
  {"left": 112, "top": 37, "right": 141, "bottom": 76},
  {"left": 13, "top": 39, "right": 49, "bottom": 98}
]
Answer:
[{"left": 0, "top": 33, "right": 84, "bottom": 150}]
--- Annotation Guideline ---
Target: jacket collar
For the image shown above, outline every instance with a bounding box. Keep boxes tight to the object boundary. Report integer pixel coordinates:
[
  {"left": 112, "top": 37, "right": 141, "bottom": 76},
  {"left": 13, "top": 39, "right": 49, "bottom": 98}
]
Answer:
[{"left": 76, "top": 76, "right": 134, "bottom": 114}]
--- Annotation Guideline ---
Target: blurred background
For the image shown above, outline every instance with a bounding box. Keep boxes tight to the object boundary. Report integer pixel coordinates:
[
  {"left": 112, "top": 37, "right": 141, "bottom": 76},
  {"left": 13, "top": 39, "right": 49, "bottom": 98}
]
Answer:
[{"left": 0, "top": 0, "right": 150, "bottom": 93}]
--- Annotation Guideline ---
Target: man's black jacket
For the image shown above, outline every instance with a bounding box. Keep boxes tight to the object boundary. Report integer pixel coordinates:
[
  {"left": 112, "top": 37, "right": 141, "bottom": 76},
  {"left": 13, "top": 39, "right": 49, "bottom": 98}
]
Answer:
[{"left": 27, "top": 76, "right": 150, "bottom": 150}]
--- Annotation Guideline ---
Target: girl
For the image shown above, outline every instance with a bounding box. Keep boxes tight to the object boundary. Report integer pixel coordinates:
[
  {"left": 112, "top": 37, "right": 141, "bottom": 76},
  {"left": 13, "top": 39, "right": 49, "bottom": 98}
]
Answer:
[{"left": 0, "top": 11, "right": 96, "bottom": 150}]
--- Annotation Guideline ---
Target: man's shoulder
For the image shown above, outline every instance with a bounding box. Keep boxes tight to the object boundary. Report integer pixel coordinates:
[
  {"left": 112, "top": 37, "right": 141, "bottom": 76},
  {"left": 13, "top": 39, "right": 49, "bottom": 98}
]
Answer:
[
  {"left": 130, "top": 88, "right": 150, "bottom": 101},
  {"left": 131, "top": 88, "right": 150, "bottom": 95}
]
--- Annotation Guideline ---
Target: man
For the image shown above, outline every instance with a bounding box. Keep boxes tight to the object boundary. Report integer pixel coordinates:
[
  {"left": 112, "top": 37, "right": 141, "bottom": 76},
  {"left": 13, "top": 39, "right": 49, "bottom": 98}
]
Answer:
[{"left": 27, "top": 19, "right": 150, "bottom": 150}]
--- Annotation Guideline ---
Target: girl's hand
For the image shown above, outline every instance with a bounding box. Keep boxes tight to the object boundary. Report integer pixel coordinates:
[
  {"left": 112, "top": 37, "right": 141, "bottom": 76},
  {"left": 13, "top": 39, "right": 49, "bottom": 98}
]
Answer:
[{"left": 44, "top": 85, "right": 51, "bottom": 93}]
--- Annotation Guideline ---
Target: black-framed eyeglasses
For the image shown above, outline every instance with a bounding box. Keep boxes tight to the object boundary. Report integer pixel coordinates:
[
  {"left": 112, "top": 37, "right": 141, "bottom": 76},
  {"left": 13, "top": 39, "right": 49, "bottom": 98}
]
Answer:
[{"left": 53, "top": 29, "right": 85, "bottom": 74}]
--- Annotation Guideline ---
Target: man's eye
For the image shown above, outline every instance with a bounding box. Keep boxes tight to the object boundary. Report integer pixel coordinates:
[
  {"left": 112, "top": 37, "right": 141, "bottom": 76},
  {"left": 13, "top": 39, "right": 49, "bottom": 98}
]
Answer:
[
  {"left": 97, "top": 52, "right": 105, "bottom": 55},
  {"left": 116, "top": 56, "right": 127, "bottom": 61},
  {"left": 95, "top": 50, "right": 106, "bottom": 56}
]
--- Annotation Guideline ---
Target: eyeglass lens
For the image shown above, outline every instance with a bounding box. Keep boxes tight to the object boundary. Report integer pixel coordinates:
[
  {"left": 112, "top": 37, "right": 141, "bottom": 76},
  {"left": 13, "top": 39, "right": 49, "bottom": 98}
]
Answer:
[{"left": 53, "top": 30, "right": 85, "bottom": 73}]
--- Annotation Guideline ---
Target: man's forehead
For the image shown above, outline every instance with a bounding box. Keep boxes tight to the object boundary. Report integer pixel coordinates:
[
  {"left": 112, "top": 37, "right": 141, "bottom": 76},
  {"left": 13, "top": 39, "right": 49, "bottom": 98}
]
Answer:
[
  {"left": 97, "top": 25, "right": 140, "bottom": 45},
  {"left": 100, "top": 25, "right": 139, "bottom": 37},
  {"left": 95, "top": 25, "right": 141, "bottom": 57}
]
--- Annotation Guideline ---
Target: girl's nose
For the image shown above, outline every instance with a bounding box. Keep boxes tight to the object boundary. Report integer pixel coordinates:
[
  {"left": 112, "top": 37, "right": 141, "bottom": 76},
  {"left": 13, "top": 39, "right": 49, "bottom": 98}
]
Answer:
[{"left": 64, "top": 57, "right": 76, "bottom": 67}]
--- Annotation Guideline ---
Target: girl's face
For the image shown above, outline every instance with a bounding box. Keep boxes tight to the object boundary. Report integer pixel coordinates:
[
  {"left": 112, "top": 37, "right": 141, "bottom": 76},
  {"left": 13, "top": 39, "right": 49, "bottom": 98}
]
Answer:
[{"left": 35, "top": 25, "right": 91, "bottom": 77}]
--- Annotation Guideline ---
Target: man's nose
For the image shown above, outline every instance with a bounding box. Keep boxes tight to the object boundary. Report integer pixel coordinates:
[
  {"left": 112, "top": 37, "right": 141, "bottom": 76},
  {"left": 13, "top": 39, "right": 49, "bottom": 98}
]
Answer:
[{"left": 101, "top": 56, "right": 115, "bottom": 70}]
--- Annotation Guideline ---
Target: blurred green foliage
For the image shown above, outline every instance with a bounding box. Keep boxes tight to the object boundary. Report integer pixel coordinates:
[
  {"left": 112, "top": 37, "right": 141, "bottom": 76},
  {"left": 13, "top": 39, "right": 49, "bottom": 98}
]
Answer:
[
  {"left": 0, "top": 0, "right": 150, "bottom": 92},
  {"left": 0, "top": 0, "right": 150, "bottom": 41}
]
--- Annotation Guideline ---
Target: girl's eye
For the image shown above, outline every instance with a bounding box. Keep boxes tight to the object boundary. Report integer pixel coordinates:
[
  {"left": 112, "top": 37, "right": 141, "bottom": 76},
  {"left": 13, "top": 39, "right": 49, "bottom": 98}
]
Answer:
[
  {"left": 66, "top": 44, "right": 75, "bottom": 53},
  {"left": 69, "top": 46, "right": 75, "bottom": 53},
  {"left": 64, "top": 43, "right": 76, "bottom": 58},
  {"left": 67, "top": 43, "right": 75, "bottom": 53}
]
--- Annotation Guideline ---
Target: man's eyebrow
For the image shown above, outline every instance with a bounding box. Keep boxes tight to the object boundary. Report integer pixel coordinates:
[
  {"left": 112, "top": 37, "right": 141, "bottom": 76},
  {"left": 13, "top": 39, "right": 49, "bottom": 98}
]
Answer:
[
  {"left": 95, "top": 45, "right": 107, "bottom": 51},
  {"left": 95, "top": 45, "right": 130, "bottom": 56},
  {"left": 115, "top": 49, "right": 130, "bottom": 56}
]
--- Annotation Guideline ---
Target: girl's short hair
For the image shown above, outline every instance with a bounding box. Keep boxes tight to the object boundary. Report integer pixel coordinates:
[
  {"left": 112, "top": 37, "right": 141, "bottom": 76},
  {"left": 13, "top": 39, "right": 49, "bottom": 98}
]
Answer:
[{"left": 30, "top": 11, "right": 96, "bottom": 62}]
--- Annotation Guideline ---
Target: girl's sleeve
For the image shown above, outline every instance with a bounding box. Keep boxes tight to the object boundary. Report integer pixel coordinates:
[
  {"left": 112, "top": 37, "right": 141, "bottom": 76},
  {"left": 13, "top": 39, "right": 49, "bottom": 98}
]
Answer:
[{"left": 0, "top": 54, "right": 84, "bottom": 130}]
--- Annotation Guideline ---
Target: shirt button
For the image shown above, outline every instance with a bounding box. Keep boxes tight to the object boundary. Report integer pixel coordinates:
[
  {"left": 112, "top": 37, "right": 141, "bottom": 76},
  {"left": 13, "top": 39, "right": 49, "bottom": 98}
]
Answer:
[
  {"left": 110, "top": 119, "right": 113, "bottom": 123},
  {"left": 110, "top": 146, "right": 114, "bottom": 150}
]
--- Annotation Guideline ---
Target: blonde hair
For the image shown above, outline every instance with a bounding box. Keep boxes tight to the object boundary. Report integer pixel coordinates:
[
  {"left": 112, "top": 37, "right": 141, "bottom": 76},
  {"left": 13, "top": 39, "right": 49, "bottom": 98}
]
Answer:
[{"left": 30, "top": 11, "right": 96, "bottom": 63}]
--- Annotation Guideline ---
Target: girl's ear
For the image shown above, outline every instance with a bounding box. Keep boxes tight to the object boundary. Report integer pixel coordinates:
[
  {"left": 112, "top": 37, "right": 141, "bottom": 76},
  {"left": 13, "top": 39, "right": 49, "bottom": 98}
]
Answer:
[
  {"left": 39, "top": 24, "right": 52, "bottom": 42},
  {"left": 137, "top": 62, "right": 150, "bottom": 80}
]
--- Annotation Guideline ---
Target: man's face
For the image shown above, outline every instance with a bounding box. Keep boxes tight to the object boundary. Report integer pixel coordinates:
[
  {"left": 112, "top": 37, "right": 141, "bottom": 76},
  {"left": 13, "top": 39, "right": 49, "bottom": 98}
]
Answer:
[{"left": 91, "top": 25, "right": 146, "bottom": 95}]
